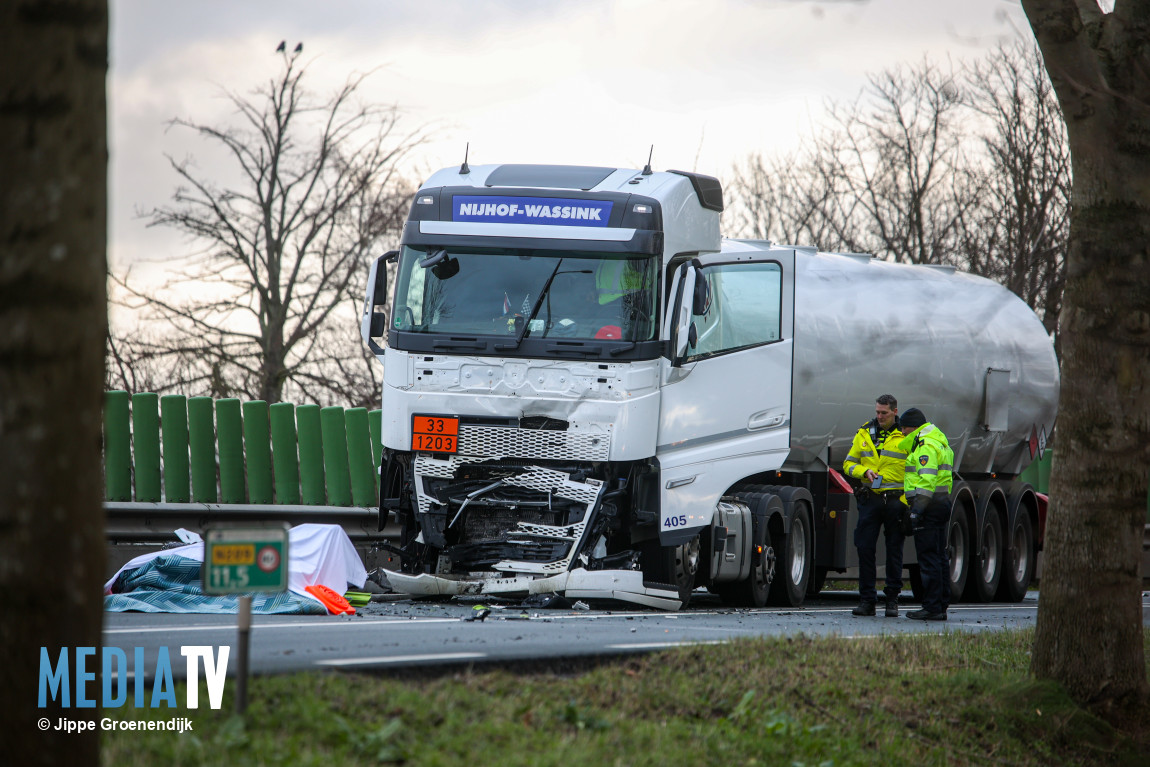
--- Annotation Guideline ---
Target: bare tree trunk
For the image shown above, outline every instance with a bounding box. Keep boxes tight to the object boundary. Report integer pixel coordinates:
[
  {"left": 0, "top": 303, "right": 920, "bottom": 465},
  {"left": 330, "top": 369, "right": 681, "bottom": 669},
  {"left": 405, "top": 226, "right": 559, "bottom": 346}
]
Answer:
[
  {"left": 1023, "top": 0, "right": 1149, "bottom": 711},
  {"left": 0, "top": 1, "right": 108, "bottom": 764}
]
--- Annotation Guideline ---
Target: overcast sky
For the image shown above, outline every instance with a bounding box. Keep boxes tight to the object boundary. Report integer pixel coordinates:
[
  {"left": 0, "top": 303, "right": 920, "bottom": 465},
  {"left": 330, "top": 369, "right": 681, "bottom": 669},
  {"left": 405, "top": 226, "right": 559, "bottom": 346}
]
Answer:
[{"left": 109, "top": 0, "right": 1033, "bottom": 269}]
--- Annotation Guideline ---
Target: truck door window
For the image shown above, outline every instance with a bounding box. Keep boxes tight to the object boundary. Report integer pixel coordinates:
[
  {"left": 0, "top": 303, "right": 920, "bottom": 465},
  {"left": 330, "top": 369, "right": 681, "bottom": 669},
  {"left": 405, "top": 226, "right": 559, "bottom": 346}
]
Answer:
[{"left": 687, "top": 261, "right": 782, "bottom": 361}]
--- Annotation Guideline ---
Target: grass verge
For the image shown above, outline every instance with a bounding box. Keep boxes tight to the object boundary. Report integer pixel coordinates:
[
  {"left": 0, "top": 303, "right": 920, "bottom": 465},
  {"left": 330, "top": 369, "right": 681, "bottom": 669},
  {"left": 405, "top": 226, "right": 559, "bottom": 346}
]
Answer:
[{"left": 102, "top": 628, "right": 1148, "bottom": 767}]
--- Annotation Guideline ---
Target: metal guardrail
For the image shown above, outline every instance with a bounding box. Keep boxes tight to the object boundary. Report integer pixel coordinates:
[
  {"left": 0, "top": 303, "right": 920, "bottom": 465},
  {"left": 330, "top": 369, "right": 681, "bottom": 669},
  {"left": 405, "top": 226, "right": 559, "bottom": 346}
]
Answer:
[
  {"left": 104, "top": 507, "right": 1150, "bottom": 587},
  {"left": 104, "top": 502, "right": 400, "bottom": 544}
]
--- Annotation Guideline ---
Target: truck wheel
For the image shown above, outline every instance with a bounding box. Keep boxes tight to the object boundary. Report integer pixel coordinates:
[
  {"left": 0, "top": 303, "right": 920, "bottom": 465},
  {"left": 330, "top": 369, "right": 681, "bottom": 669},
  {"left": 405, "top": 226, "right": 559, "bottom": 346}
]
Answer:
[
  {"left": 969, "top": 511, "right": 1003, "bottom": 602},
  {"left": 948, "top": 510, "right": 970, "bottom": 604},
  {"left": 716, "top": 523, "right": 776, "bottom": 608},
  {"left": 996, "top": 512, "right": 1035, "bottom": 602},
  {"left": 640, "top": 537, "right": 700, "bottom": 608},
  {"left": 768, "top": 501, "right": 812, "bottom": 606}
]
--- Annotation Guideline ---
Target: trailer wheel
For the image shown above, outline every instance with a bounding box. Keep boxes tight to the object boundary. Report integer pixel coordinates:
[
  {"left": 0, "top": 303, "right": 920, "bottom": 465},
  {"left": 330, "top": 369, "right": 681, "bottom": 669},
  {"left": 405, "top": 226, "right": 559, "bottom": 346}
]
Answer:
[
  {"left": 996, "top": 511, "right": 1035, "bottom": 603},
  {"left": 948, "top": 509, "right": 970, "bottom": 604},
  {"left": 969, "top": 510, "right": 1003, "bottom": 602},
  {"left": 641, "top": 537, "right": 700, "bottom": 608},
  {"left": 768, "top": 501, "right": 812, "bottom": 606}
]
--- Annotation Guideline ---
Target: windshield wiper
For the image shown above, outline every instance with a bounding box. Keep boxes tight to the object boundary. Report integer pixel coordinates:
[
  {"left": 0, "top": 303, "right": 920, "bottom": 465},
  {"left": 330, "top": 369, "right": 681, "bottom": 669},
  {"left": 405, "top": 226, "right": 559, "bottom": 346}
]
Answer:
[
  {"left": 495, "top": 259, "right": 565, "bottom": 352},
  {"left": 419, "top": 249, "right": 448, "bottom": 268}
]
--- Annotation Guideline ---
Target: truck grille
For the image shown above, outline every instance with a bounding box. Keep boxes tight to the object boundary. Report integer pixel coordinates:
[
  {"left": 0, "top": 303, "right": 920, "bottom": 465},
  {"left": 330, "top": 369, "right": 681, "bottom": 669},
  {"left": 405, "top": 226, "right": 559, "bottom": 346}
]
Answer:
[
  {"left": 457, "top": 424, "right": 610, "bottom": 462},
  {"left": 414, "top": 457, "right": 603, "bottom": 515}
]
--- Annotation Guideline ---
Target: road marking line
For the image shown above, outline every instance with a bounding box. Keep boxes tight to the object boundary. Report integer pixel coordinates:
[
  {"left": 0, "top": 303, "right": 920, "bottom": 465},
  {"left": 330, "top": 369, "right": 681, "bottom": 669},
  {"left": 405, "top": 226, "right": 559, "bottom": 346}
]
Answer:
[
  {"left": 102, "top": 599, "right": 1065, "bottom": 636},
  {"left": 103, "top": 618, "right": 461, "bottom": 634},
  {"left": 316, "top": 652, "right": 486, "bottom": 666},
  {"left": 606, "top": 640, "right": 728, "bottom": 650}
]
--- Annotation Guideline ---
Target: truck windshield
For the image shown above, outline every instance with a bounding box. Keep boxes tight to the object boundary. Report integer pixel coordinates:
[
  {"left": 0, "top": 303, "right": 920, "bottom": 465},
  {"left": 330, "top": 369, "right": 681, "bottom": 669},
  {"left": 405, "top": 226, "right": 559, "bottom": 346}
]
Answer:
[{"left": 392, "top": 246, "right": 657, "bottom": 343}]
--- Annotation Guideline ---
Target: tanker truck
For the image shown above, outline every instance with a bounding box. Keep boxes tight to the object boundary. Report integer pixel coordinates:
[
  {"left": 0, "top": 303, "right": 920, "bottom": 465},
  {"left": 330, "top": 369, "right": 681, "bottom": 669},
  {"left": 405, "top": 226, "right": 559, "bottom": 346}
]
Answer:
[{"left": 359, "top": 162, "right": 1059, "bottom": 610}]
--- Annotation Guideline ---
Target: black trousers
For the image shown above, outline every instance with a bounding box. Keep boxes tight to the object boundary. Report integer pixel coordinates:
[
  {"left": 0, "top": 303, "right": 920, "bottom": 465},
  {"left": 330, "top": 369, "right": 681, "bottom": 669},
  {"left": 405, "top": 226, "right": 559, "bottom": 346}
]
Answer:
[
  {"left": 853, "top": 491, "right": 906, "bottom": 603},
  {"left": 913, "top": 497, "right": 952, "bottom": 614}
]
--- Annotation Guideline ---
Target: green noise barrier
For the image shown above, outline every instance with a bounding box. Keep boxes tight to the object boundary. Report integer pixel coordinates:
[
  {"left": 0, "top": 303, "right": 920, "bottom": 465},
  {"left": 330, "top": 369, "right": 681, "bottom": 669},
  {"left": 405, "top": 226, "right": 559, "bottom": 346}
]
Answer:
[
  {"left": 160, "top": 395, "right": 190, "bottom": 504},
  {"left": 215, "top": 398, "right": 246, "bottom": 504},
  {"left": 1021, "top": 452, "right": 1149, "bottom": 521},
  {"left": 345, "top": 407, "right": 377, "bottom": 507},
  {"left": 131, "top": 393, "right": 161, "bottom": 502},
  {"left": 104, "top": 391, "right": 383, "bottom": 507},
  {"left": 188, "top": 397, "right": 217, "bottom": 503},
  {"left": 368, "top": 409, "right": 383, "bottom": 475},
  {"left": 296, "top": 404, "right": 326, "bottom": 506},
  {"left": 270, "top": 402, "right": 301, "bottom": 505},
  {"left": 104, "top": 391, "right": 132, "bottom": 502},
  {"left": 320, "top": 406, "right": 353, "bottom": 507},
  {"left": 98, "top": 392, "right": 1150, "bottom": 518},
  {"left": 242, "top": 401, "right": 274, "bottom": 505}
]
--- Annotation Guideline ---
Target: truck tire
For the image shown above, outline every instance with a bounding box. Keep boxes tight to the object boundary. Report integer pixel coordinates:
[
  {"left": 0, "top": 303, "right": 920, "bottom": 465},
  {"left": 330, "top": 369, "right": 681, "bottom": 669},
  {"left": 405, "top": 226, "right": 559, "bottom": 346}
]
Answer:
[
  {"left": 715, "top": 524, "right": 775, "bottom": 608},
  {"left": 948, "top": 509, "right": 970, "bottom": 604},
  {"left": 968, "top": 510, "right": 1003, "bottom": 603},
  {"left": 640, "top": 537, "right": 700, "bottom": 608},
  {"left": 996, "top": 511, "right": 1035, "bottom": 603},
  {"left": 768, "top": 500, "right": 812, "bottom": 606}
]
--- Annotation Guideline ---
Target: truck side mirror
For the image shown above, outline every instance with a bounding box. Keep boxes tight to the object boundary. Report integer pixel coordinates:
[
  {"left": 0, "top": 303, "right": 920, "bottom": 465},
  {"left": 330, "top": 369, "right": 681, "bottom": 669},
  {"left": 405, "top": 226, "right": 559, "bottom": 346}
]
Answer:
[
  {"left": 432, "top": 257, "right": 460, "bottom": 280},
  {"left": 361, "top": 252, "right": 392, "bottom": 356},
  {"left": 671, "top": 263, "right": 698, "bottom": 364},
  {"left": 692, "top": 272, "right": 711, "bottom": 315}
]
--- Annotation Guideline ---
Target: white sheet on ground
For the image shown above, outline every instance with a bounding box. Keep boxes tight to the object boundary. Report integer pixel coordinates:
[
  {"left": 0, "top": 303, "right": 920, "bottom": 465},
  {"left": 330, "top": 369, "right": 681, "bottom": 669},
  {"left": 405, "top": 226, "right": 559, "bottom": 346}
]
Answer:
[{"left": 104, "top": 523, "right": 368, "bottom": 606}]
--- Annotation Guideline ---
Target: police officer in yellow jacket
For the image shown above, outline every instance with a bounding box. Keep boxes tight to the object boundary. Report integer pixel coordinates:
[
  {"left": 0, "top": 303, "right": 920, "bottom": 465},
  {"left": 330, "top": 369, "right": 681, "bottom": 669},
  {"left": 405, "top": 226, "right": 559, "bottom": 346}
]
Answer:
[
  {"left": 898, "top": 407, "right": 955, "bottom": 621},
  {"left": 843, "top": 394, "right": 908, "bottom": 617}
]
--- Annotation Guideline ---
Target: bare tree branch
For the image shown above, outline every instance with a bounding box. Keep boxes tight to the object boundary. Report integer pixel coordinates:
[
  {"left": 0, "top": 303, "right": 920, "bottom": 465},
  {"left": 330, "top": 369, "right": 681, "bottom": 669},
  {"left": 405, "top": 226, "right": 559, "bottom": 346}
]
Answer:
[
  {"left": 111, "top": 58, "right": 423, "bottom": 406},
  {"left": 727, "top": 47, "right": 1069, "bottom": 353}
]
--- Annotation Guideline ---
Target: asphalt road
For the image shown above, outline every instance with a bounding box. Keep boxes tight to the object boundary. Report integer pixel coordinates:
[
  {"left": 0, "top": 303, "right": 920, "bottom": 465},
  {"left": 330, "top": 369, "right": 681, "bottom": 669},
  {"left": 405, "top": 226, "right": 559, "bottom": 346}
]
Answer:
[{"left": 100, "top": 589, "right": 1150, "bottom": 681}]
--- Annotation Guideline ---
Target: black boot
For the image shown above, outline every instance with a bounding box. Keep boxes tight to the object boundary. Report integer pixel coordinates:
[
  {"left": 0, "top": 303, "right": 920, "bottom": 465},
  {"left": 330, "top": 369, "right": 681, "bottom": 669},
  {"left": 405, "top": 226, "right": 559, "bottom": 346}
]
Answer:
[
  {"left": 907, "top": 608, "right": 947, "bottom": 621},
  {"left": 851, "top": 601, "right": 876, "bottom": 616},
  {"left": 885, "top": 598, "right": 898, "bottom": 618}
]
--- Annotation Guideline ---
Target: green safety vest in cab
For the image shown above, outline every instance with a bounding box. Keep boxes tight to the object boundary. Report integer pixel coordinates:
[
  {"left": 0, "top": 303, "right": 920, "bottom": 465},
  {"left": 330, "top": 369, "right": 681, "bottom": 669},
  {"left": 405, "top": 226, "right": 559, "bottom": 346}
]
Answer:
[{"left": 595, "top": 259, "right": 644, "bottom": 305}]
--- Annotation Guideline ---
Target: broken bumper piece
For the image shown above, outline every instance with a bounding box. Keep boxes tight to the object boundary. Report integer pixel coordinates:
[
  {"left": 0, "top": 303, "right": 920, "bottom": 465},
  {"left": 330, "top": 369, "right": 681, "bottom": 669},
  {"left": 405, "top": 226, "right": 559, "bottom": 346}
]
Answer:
[{"left": 385, "top": 568, "right": 682, "bottom": 611}]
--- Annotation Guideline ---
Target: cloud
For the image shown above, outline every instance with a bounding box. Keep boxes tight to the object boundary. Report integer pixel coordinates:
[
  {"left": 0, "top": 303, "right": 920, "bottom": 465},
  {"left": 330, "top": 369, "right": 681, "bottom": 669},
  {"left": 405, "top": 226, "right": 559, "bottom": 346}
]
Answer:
[{"left": 109, "top": 0, "right": 1026, "bottom": 266}]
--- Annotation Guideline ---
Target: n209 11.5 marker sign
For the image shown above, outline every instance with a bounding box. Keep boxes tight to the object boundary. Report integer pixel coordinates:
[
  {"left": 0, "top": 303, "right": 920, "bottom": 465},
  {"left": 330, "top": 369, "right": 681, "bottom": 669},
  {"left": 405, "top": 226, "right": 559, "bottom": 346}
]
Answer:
[{"left": 202, "top": 523, "right": 289, "bottom": 595}]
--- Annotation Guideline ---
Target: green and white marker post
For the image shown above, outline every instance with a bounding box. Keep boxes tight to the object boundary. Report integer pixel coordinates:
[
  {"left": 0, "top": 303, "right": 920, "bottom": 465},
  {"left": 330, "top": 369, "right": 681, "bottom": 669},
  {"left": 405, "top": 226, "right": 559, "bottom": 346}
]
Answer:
[{"left": 202, "top": 523, "right": 290, "bottom": 714}]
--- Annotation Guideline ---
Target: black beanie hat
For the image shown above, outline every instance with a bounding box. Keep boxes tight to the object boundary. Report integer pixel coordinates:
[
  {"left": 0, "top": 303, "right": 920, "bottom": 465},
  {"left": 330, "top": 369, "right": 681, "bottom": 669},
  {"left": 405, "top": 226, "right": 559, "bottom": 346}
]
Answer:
[{"left": 900, "top": 408, "right": 926, "bottom": 429}]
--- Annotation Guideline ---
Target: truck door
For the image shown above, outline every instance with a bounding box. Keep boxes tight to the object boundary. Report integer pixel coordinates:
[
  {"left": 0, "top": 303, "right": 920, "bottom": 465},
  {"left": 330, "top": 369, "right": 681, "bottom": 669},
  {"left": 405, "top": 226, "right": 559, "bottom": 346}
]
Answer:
[{"left": 656, "top": 249, "right": 796, "bottom": 545}]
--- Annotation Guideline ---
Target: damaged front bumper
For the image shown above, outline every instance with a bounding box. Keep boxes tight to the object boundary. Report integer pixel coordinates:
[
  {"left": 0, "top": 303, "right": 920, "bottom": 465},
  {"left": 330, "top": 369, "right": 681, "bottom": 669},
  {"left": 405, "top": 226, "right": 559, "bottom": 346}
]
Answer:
[{"left": 385, "top": 568, "right": 682, "bottom": 611}]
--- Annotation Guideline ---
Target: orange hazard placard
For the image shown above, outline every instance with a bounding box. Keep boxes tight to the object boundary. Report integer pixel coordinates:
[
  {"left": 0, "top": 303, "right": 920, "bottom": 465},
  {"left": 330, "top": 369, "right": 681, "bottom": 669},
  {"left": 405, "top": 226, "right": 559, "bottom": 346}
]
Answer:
[{"left": 412, "top": 415, "right": 459, "bottom": 454}]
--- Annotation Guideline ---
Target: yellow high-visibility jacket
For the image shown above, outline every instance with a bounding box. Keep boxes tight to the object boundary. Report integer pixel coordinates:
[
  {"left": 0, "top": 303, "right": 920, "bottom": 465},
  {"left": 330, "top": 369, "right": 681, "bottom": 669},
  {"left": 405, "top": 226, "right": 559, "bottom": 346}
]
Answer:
[
  {"left": 595, "top": 259, "right": 644, "bottom": 304},
  {"left": 900, "top": 423, "right": 954, "bottom": 499},
  {"left": 842, "top": 420, "right": 906, "bottom": 492}
]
